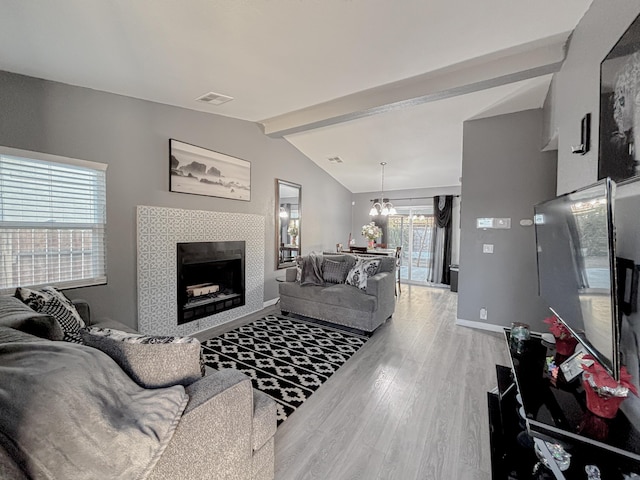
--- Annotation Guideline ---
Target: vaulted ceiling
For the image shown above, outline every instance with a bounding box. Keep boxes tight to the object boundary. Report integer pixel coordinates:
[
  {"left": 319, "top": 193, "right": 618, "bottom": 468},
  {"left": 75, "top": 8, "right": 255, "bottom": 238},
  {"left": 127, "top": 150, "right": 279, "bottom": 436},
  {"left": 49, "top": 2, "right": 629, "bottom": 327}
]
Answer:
[{"left": 0, "top": 0, "right": 593, "bottom": 192}]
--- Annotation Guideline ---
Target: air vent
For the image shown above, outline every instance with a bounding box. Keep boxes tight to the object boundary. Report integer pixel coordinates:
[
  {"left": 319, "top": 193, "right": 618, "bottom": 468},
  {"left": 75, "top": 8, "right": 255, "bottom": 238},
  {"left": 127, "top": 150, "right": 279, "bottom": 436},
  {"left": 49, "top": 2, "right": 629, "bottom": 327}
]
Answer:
[
  {"left": 327, "top": 156, "right": 343, "bottom": 164},
  {"left": 195, "top": 91, "right": 234, "bottom": 105}
]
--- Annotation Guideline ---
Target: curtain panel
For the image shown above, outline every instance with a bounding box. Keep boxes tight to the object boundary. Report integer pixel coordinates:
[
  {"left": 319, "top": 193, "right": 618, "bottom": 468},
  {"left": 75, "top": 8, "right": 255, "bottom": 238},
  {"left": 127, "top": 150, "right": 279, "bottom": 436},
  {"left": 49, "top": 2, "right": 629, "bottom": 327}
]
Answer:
[{"left": 429, "top": 195, "right": 453, "bottom": 284}]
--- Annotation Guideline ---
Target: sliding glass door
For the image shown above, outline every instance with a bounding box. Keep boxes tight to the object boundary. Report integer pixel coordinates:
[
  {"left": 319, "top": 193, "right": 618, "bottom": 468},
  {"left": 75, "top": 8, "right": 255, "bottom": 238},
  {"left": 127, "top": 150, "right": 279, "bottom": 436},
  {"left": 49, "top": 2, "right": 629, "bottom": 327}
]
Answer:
[{"left": 387, "top": 206, "right": 435, "bottom": 285}]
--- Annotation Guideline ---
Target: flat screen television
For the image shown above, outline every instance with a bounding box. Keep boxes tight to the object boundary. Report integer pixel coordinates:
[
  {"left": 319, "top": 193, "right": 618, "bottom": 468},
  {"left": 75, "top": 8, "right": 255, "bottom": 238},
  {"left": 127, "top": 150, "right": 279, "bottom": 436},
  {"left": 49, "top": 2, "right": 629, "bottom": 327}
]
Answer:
[{"left": 534, "top": 178, "right": 621, "bottom": 380}]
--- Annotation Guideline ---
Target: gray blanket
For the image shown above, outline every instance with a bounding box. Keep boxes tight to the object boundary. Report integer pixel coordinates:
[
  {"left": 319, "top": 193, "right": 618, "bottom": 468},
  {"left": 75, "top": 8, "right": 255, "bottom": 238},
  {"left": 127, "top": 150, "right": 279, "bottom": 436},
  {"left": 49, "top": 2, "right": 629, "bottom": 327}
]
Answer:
[
  {"left": 300, "top": 252, "right": 324, "bottom": 286},
  {"left": 0, "top": 335, "right": 188, "bottom": 480}
]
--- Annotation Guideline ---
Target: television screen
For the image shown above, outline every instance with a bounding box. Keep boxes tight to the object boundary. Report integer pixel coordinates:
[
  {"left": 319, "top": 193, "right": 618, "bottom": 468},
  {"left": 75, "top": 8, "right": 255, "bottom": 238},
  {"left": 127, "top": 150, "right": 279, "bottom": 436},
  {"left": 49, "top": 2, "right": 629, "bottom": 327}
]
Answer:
[
  {"left": 615, "top": 177, "right": 640, "bottom": 427},
  {"left": 534, "top": 178, "right": 620, "bottom": 380}
]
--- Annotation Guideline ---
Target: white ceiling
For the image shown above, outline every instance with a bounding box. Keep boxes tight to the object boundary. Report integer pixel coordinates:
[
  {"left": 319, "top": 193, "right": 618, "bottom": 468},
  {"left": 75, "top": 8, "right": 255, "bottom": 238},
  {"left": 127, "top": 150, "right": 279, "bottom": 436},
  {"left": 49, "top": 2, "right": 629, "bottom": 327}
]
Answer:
[
  {"left": 0, "top": 0, "right": 593, "bottom": 192},
  {"left": 286, "top": 75, "right": 555, "bottom": 192}
]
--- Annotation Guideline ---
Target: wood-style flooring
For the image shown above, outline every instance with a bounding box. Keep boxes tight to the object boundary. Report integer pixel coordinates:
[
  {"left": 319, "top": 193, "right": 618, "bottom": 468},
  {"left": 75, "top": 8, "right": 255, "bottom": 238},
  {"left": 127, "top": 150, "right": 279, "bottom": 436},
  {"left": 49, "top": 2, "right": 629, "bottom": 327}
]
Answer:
[{"left": 272, "top": 285, "right": 509, "bottom": 480}]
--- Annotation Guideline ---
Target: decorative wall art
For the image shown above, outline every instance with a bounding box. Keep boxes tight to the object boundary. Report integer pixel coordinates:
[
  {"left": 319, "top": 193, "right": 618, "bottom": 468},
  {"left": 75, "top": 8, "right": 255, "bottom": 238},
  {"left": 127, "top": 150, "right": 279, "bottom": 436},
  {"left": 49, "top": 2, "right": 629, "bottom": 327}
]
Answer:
[
  {"left": 170, "top": 139, "right": 251, "bottom": 201},
  {"left": 599, "top": 13, "right": 640, "bottom": 182}
]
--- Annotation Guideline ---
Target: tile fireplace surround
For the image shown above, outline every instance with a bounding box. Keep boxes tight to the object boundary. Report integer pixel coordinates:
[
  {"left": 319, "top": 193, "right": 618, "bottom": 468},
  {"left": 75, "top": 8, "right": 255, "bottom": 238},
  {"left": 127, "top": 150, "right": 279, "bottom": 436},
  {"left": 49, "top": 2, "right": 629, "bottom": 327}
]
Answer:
[{"left": 137, "top": 205, "right": 265, "bottom": 336}]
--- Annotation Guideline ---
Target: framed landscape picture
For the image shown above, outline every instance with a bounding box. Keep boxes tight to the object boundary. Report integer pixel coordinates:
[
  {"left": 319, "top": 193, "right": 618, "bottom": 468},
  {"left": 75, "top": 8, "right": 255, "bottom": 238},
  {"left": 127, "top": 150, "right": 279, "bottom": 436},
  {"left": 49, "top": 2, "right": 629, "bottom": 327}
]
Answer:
[
  {"left": 599, "top": 13, "right": 640, "bottom": 182},
  {"left": 169, "top": 139, "right": 251, "bottom": 201}
]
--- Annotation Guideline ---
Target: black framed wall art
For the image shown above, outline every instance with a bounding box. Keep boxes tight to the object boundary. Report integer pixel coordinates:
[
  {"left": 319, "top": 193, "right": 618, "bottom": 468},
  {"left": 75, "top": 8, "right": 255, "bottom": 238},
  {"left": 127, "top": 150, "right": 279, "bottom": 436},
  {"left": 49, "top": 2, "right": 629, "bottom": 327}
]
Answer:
[
  {"left": 599, "top": 13, "right": 640, "bottom": 182},
  {"left": 169, "top": 139, "right": 251, "bottom": 201}
]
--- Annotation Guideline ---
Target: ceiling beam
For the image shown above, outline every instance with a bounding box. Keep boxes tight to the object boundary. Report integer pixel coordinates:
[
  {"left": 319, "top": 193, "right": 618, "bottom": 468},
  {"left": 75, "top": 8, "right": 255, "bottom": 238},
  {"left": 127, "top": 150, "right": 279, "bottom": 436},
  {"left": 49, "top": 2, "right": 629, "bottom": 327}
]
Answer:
[{"left": 259, "top": 33, "right": 569, "bottom": 138}]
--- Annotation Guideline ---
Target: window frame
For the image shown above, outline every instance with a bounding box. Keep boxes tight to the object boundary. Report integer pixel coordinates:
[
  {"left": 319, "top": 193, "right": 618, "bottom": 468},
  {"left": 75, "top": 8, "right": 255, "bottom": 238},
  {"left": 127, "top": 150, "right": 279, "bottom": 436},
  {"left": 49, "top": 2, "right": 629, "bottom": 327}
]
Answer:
[{"left": 0, "top": 146, "right": 107, "bottom": 294}]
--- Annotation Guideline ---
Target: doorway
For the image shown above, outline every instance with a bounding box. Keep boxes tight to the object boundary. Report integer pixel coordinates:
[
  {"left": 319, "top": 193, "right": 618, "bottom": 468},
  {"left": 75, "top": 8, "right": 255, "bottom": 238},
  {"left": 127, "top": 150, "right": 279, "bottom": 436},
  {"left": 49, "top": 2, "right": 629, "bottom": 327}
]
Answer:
[{"left": 387, "top": 206, "right": 435, "bottom": 285}]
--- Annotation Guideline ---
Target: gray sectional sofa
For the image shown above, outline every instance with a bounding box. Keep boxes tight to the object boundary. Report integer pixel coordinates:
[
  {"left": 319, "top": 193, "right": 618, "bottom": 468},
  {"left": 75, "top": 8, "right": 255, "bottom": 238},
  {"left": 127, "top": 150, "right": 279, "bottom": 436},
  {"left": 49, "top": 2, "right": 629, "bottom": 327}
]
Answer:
[
  {"left": 0, "top": 295, "right": 276, "bottom": 480},
  {"left": 278, "top": 253, "right": 396, "bottom": 334}
]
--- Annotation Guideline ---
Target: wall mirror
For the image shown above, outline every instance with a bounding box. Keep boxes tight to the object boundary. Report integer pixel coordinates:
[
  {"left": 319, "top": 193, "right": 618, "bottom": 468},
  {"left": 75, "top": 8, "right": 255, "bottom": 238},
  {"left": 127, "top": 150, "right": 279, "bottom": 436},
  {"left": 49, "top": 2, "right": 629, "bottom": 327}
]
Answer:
[{"left": 276, "top": 179, "right": 301, "bottom": 269}]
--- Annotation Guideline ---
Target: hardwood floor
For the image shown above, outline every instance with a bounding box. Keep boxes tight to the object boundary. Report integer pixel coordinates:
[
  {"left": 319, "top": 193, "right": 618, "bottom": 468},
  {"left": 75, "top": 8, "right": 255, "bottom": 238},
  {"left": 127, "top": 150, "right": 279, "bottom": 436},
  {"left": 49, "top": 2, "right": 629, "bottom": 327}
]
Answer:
[{"left": 272, "top": 285, "right": 510, "bottom": 480}]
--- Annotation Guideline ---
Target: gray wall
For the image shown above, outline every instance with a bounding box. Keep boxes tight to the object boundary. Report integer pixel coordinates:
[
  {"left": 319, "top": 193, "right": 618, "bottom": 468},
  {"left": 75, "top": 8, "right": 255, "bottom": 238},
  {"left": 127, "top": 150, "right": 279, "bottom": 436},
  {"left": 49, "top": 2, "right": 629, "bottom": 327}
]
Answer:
[
  {"left": 457, "top": 109, "right": 557, "bottom": 332},
  {"left": 553, "top": 1, "right": 640, "bottom": 194},
  {"left": 0, "top": 70, "right": 352, "bottom": 329}
]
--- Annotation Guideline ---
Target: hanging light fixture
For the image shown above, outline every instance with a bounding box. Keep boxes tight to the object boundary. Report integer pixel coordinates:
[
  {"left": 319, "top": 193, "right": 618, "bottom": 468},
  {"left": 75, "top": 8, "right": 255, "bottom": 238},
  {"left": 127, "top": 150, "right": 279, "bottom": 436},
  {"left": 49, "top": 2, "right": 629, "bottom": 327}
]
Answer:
[
  {"left": 369, "top": 162, "right": 397, "bottom": 216},
  {"left": 279, "top": 206, "right": 289, "bottom": 218}
]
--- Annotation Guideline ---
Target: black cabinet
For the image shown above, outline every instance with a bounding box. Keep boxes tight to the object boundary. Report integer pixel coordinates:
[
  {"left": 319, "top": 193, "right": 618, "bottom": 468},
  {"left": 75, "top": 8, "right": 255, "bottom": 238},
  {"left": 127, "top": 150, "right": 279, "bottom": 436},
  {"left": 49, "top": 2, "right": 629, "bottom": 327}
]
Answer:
[
  {"left": 449, "top": 264, "right": 459, "bottom": 292},
  {"left": 488, "top": 331, "right": 640, "bottom": 479},
  {"left": 488, "top": 365, "right": 541, "bottom": 479}
]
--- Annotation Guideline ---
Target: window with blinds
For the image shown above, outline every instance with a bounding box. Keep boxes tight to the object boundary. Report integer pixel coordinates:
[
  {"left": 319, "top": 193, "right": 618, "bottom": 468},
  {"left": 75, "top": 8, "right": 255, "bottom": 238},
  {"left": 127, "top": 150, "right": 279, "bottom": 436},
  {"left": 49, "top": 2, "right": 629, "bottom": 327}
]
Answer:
[{"left": 0, "top": 147, "right": 107, "bottom": 293}]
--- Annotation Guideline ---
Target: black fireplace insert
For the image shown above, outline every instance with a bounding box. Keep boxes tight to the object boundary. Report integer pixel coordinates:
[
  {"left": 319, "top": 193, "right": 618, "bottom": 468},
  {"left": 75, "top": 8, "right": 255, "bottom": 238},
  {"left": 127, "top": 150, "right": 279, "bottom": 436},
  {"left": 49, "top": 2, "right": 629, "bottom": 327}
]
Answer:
[{"left": 177, "top": 241, "right": 245, "bottom": 325}]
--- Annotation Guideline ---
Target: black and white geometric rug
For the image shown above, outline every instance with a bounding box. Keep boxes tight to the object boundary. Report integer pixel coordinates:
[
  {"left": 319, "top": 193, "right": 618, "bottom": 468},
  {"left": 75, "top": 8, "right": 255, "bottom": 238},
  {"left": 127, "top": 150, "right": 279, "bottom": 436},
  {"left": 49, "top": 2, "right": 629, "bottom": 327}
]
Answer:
[{"left": 201, "top": 314, "right": 369, "bottom": 425}]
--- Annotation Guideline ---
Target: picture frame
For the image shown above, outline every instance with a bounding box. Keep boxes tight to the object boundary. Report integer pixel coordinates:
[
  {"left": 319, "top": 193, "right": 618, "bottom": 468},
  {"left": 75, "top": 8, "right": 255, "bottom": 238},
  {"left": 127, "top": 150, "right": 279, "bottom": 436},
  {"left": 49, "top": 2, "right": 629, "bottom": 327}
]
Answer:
[
  {"left": 169, "top": 139, "right": 251, "bottom": 201},
  {"left": 599, "top": 13, "right": 640, "bottom": 181}
]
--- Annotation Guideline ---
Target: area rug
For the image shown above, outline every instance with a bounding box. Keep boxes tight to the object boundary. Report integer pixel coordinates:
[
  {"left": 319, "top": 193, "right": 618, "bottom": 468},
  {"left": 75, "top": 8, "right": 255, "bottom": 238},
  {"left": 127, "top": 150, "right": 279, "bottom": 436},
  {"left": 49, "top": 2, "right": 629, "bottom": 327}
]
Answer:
[{"left": 201, "top": 314, "right": 368, "bottom": 424}]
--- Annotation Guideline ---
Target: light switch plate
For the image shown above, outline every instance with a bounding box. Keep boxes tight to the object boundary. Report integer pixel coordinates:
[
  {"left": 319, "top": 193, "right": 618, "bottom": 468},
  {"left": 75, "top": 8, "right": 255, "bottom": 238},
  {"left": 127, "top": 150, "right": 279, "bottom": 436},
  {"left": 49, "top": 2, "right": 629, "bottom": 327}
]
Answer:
[
  {"left": 477, "top": 217, "right": 511, "bottom": 229},
  {"left": 483, "top": 244, "right": 494, "bottom": 254},
  {"left": 494, "top": 218, "right": 511, "bottom": 229}
]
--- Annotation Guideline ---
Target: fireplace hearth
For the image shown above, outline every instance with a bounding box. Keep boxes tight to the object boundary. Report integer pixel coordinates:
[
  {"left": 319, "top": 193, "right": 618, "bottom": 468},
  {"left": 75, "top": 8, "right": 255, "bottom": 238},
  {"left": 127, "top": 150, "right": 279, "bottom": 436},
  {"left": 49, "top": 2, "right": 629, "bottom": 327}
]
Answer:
[{"left": 177, "top": 241, "right": 245, "bottom": 325}]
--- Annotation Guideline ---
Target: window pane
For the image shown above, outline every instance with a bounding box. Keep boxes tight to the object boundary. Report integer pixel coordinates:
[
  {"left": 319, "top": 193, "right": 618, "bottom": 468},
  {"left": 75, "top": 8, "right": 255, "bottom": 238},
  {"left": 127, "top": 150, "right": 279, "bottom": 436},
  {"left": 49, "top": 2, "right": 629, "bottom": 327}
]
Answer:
[
  {"left": 0, "top": 148, "right": 107, "bottom": 292},
  {"left": 410, "top": 215, "right": 434, "bottom": 282},
  {"left": 388, "top": 207, "right": 436, "bottom": 284}
]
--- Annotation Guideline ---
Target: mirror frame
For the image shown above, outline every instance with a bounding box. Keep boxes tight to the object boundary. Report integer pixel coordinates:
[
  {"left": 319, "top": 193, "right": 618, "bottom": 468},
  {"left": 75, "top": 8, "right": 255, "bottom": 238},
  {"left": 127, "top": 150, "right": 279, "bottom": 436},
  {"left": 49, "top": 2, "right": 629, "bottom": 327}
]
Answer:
[{"left": 276, "top": 179, "right": 302, "bottom": 269}]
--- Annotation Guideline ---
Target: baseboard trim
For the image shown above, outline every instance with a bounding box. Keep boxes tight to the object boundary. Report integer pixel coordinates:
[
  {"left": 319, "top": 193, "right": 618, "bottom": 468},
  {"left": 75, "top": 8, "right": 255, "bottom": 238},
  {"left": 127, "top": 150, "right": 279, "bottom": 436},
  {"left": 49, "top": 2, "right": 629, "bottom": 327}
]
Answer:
[
  {"left": 193, "top": 302, "right": 279, "bottom": 341},
  {"left": 455, "top": 318, "right": 506, "bottom": 333},
  {"left": 456, "top": 318, "right": 544, "bottom": 336},
  {"left": 263, "top": 297, "right": 280, "bottom": 308}
]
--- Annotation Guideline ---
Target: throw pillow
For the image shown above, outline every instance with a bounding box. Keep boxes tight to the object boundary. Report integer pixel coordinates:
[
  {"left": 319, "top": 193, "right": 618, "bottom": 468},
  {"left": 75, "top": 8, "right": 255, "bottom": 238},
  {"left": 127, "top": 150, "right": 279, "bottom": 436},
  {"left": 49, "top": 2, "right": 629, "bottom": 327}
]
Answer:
[
  {"left": 323, "top": 259, "right": 348, "bottom": 284},
  {"left": 0, "top": 295, "right": 63, "bottom": 340},
  {"left": 80, "top": 327, "right": 205, "bottom": 388},
  {"left": 346, "top": 258, "right": 381, "bottom": 290},
  {"left": 15, "top": 286, "right": 85, "bottom": 344}
]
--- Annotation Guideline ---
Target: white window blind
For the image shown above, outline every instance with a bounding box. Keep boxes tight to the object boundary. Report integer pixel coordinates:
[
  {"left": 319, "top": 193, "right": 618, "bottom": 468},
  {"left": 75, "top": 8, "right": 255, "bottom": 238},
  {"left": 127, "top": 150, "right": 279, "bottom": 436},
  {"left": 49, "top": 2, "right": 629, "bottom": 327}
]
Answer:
[{"left": 0, "top": 147, "right": 107, "bottom": 293}]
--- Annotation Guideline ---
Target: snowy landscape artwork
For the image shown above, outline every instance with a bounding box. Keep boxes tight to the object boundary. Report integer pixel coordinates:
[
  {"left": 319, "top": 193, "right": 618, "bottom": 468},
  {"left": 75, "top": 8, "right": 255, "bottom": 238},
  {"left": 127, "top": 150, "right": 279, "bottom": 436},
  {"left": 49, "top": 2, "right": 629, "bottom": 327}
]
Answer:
[{"left": 170, "top": 139, "right": 251, "bottom": 201}]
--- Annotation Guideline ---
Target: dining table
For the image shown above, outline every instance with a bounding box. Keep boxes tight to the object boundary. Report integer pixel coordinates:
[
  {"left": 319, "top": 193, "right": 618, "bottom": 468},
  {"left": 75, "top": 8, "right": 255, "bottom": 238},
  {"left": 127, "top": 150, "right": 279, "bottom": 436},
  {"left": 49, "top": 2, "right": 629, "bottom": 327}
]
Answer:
[{"left": 363, "top": 248, "right": 396, "bottom": 256}]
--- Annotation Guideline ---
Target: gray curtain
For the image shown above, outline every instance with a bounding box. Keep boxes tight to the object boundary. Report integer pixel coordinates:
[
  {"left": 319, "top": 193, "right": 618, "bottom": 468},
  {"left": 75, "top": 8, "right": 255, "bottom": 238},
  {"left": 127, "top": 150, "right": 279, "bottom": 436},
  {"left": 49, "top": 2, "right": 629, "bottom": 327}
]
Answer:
[{"left": 428, "top": 195, "right": 453, "bottom": 284}]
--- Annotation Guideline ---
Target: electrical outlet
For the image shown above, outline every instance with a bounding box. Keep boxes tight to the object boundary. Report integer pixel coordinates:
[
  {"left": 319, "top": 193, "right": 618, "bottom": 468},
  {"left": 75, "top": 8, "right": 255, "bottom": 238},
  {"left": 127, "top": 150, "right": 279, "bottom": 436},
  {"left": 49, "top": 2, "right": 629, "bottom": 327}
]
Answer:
[
  {"left": 483, "top": 244, "right": 494, "bottom": 254},
  {"left": 480, "top": 307, "right": 488, "bottom": 320}
]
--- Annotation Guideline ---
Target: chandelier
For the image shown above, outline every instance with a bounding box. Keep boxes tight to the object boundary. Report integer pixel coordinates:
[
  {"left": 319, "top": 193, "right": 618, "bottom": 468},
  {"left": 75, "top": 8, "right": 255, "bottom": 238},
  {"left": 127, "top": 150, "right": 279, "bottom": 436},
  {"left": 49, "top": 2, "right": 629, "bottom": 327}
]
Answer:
[{"left": 369, "top": 162, "right": 397, "bottom": 216}]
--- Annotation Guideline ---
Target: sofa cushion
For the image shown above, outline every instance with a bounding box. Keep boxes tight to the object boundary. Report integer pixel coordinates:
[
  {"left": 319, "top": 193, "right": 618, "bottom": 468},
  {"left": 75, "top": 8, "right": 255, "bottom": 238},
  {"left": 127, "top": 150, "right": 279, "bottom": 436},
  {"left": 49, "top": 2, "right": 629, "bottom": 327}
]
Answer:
[
  {"left": 322, "top": 259, "right": 348, "bottom": 284},
  {"left": 324, "top": 253, "right": 357, "bottom": 270},
  {"left": 279, "top": 282, "right": 325, "bottom": 302},
  {"left": 81, "top": 326, "right": 205, "bottom": 388},
  {"left": 279, "top": 282, "right": 377, "bottom": 313},
  {"left": 320, "top": 284, "right": 377, "bottom": 312},
  {"left": 0, "top": 295, "right": 62, "bottom": 340},
  {"left": 90, "top": 317, "right": 139, "bottom": 333},
  {"left": 346, "top": 258, "right": 381, "bottom": 290},
  {"left": 16, "top": 286, "right": 85, "bottom": 343}
]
